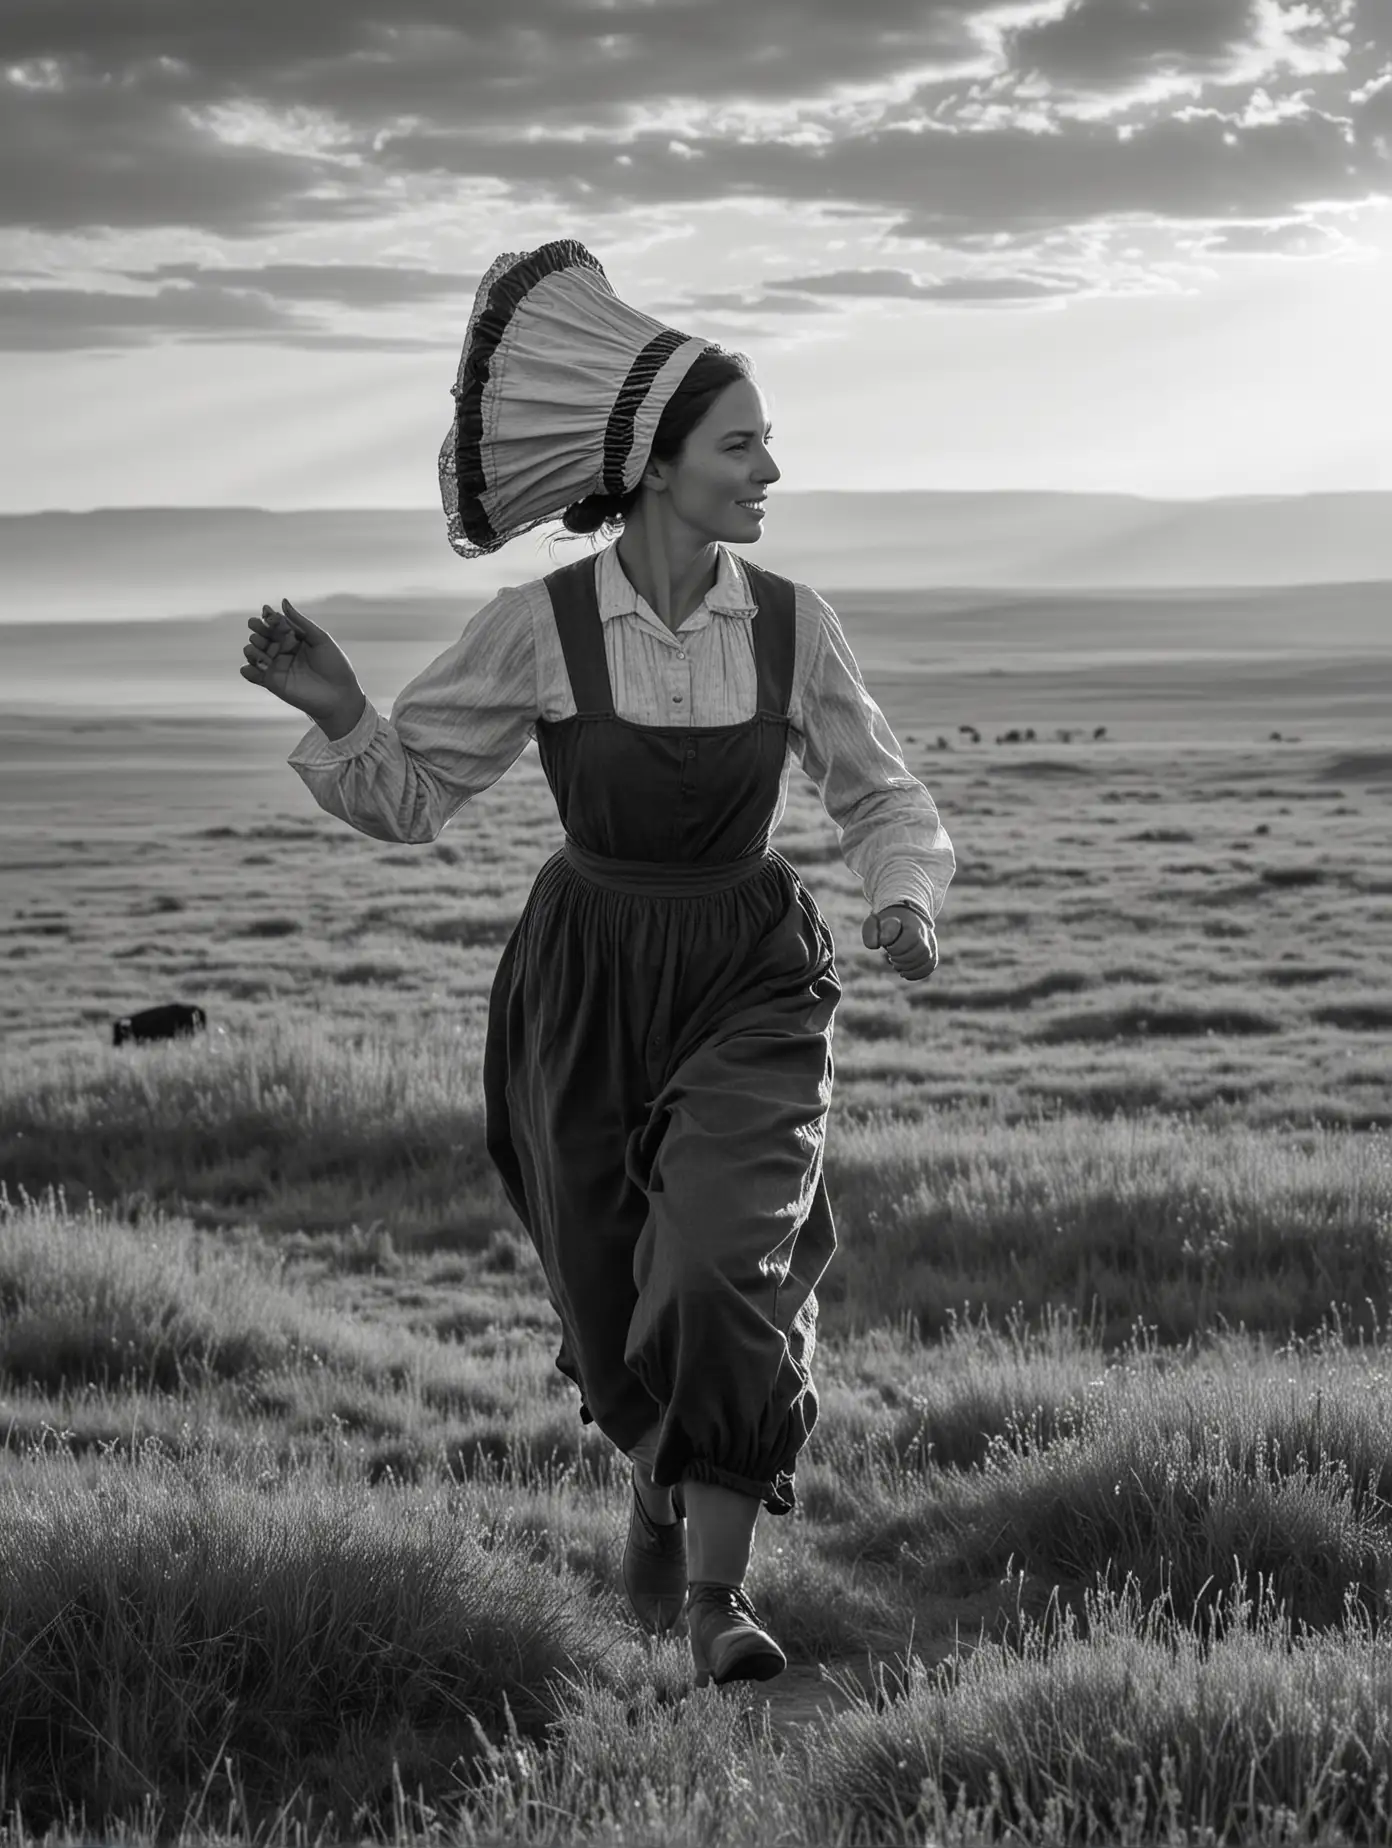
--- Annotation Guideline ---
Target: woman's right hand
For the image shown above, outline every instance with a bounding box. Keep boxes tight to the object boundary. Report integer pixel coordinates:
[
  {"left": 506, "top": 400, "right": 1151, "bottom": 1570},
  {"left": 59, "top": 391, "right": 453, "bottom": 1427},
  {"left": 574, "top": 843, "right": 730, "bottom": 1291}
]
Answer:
[{"left": 241, "top": 599, "right": 363, "bottom": 726}]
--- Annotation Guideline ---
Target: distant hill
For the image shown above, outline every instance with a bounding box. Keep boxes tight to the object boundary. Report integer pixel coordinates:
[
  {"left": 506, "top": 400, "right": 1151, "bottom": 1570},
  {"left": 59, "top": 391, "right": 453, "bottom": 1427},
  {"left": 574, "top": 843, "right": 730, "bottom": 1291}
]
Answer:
[
  {"left": 4, "top": 579, "right": 1385, "bottom": 725},
  {"left": 3, "top": 492, "right": 1392, "bottom": 624}
]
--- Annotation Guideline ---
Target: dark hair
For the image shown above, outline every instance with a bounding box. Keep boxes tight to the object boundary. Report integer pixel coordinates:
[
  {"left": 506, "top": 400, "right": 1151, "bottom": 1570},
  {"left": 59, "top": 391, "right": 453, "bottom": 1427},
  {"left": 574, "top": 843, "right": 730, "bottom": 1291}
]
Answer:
[{"left": 557, "top": 346, "right": 754, "bottom": 542}]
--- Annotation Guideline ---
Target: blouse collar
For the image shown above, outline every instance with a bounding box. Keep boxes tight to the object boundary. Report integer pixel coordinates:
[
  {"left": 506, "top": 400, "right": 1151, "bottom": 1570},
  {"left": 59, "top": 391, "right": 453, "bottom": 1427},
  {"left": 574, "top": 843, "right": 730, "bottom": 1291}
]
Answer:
[{"left": 596, "top": 538, "right": 757, "bottom": 624}]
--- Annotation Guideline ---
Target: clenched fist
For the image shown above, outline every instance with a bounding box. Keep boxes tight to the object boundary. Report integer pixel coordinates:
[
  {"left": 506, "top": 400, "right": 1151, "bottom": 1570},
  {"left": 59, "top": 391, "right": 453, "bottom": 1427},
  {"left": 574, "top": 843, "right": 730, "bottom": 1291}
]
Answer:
[{"left": 862, "top": 905, "right": 939, "bottom": 982}]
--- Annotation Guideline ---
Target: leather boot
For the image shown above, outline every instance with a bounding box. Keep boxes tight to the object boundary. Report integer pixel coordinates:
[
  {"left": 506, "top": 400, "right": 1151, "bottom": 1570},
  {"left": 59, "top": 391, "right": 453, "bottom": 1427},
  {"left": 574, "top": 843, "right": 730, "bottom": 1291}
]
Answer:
[
  {"left": 621, "top": 1466, "right": 687, "bottom": 1636},
  {"left": 685, "top": 1579, "right": 786, "bottom": 1689}
]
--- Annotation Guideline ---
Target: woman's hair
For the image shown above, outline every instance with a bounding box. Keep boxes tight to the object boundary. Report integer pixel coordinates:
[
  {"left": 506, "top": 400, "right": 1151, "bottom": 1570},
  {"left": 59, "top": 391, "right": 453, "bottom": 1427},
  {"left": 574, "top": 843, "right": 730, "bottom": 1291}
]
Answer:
[{"left": 557, "top": 346, "right": 754, "bottom": 542}]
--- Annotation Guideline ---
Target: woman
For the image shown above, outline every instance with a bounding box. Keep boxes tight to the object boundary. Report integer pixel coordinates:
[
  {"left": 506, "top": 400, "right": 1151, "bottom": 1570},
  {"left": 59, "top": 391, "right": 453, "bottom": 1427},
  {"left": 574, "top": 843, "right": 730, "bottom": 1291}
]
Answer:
[{"left": 241, "top": 240, "right": 954, "bottom": 1691}]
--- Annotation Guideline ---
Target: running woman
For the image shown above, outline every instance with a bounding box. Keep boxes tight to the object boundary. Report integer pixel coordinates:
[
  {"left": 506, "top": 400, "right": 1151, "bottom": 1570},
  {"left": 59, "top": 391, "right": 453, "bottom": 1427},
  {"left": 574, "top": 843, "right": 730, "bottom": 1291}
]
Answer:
[{"left": 242, "top": 240, "right": 955, "bottom": 1690}]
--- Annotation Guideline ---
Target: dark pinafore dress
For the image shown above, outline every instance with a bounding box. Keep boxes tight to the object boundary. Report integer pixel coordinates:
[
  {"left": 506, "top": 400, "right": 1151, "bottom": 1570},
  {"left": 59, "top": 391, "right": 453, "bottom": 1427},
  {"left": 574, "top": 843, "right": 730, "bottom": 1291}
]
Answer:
[{"left": 481, "top": 551, "right": 841, "bottom": 1516}]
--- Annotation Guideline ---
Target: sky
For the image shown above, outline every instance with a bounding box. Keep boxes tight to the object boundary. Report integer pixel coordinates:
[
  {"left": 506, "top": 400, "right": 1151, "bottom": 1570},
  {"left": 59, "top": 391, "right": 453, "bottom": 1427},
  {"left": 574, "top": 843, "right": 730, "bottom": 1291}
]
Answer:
[{"left": 3, "top": 0, "right": 1391, "bottom": 511}]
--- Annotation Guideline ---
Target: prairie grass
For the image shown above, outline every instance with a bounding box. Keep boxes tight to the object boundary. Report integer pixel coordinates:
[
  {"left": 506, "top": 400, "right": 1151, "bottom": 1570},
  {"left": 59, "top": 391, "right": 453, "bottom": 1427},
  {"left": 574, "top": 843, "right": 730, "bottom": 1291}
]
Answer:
[
  {"left": 826, "top": 1109, "right": 1392, "bottom": 1343},
  {"left": 3, "top": 1182, "right": 1392, "bottom": 1839},
  {"left": 822, "top": 1321, "right": 1392, "bottom": 1635},
  {"left": 5, "top": 739, "right": 1391, "bottom": 1135},
  {"left": 1, "top": 730, "right": 1390, "bottom": 1840},
  {"left": 792, "top": 1575, "right": 1392, "bottom": 1846},
  {"left": 0, "top": 1447, "right": 629, "bottom": 1834},
  {"left": 4, "top": 1025, "right": 1389, "bottom": 1346}
]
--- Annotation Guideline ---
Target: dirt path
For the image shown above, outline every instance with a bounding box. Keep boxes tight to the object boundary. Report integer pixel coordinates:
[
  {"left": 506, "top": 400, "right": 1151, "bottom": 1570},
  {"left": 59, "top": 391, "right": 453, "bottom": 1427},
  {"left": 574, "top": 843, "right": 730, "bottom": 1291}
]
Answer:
[
  {"left": 745, "top": 1657, "right": 873, "bottom": 1744},
  {"left": 718, "top": 1592, "right": 1017, "bottom": 1749}
]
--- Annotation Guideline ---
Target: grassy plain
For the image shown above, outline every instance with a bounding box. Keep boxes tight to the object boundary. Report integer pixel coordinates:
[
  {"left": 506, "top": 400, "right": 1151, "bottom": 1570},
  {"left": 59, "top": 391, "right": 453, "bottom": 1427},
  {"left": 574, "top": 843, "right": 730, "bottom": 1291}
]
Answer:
[{"left": 1, "top": 591, "right": 1390, "bottom": 1842}]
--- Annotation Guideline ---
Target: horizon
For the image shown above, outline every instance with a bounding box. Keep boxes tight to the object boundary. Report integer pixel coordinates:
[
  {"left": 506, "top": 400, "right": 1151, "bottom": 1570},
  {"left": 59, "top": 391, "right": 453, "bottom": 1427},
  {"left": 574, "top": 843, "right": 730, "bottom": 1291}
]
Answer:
[{"left": 11, "top": 483, "right": 1392, "bottom": 520}]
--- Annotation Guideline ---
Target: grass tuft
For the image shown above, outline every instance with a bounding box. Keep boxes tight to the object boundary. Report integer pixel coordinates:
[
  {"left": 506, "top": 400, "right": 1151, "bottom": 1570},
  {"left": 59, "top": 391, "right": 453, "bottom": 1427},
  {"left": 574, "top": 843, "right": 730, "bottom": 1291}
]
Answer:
[
  {"left": 794, "top": 1574, "right": 1392, "bottom": 1845},
  {"left": 0, "top": 1449, "right": 622, "bottom": 1833}
]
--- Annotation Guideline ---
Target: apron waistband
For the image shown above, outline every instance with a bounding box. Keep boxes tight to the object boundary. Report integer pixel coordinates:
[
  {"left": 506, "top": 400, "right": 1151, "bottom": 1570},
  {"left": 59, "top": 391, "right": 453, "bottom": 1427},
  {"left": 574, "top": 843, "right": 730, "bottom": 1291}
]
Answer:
[{"left": 562, "top": 835, "right": 773, "bottom": 897}]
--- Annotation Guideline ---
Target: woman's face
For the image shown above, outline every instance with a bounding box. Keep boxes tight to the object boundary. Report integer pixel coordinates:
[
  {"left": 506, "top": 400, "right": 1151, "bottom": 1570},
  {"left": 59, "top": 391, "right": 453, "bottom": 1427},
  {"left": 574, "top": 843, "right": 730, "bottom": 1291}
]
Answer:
[{"left": 649, "top": 377, "right": 781, "bottom": 544}]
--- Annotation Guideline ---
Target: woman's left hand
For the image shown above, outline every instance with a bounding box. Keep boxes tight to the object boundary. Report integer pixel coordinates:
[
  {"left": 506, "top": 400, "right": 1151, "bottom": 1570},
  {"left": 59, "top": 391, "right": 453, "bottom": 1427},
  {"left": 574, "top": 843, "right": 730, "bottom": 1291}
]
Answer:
[{"left": 861, "top": 906, "right": 939, "bottom": 983}]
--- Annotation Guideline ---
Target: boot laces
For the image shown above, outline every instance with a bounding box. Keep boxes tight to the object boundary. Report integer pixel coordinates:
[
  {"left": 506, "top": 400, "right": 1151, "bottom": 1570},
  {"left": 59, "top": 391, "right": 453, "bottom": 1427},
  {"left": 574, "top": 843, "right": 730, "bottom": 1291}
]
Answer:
[{"left": 688, "top": 1581, "right": 762, "bottom": 1625}]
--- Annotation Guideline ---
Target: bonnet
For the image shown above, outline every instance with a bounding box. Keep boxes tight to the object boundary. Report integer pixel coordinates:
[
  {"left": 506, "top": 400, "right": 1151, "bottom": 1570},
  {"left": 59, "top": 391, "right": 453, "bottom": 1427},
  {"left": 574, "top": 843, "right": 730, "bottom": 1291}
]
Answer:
[{"left": 439, "top": 239, "right": 712, "bottom": 557}]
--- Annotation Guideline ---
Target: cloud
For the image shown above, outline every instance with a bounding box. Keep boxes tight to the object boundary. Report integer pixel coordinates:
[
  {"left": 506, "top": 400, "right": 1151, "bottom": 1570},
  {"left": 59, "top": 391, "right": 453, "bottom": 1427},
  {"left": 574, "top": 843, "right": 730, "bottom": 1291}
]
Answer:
[
  {"left": 0, "top": 280, "right": 440, "bottom": 350},
  {"left": 769, "top": 266, "right": 1080, "bottom": 300},
  {"left": 123, "top": 261, "right": 480, "bottom": 309},
  {"left": 1009, "top": 0, "right": 1352, "bottom": 93},
  {"left": 0, "top": 77, "right": 366, "bottom": 232},
  {"left": 1197, "top": 217, "right": 1353, "bottom": 254},
  {"left": 1, "top": 2, "right": 994, "bottom": 128},
  {"left": 381, "top": 104, "right": 1384, "bottom": 240},
  {"left": 666, "top": 290, "right": 834, "bottom": 316},
  {"left": 0, "top": 0, "right": 998, "bottom": 235},
  {"left": 0, "top": 0, "right": 1383, "bottom": 240},
  {"left": 1, "top": 0, "right": 1386, "bottom": 355},
  {"left": 881, "top": 107, "right": 1378, "bottom": 238},
  {"left": 1357, "top": 64, "right": 1392, "bottom": 136}
]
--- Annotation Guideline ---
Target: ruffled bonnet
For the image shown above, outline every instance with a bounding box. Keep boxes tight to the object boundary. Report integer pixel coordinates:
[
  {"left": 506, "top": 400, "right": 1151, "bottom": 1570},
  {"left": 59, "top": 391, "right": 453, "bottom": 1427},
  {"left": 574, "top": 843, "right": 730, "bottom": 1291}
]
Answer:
[{"left": 438, "top": 239, "right": 712, "bottom": 558}]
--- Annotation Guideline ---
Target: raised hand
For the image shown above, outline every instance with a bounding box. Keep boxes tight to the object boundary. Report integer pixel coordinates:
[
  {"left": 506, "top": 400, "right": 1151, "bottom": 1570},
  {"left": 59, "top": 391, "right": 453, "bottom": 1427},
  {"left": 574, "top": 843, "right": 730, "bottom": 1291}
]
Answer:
[{"left": 241, "top": 599, "right": 363, "bottom": 728}]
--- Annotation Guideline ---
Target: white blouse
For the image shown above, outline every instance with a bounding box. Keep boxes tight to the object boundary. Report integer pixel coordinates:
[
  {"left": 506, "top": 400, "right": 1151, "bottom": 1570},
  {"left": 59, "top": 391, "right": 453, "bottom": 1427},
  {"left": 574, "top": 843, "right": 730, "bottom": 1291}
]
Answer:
[{"left": 288, "top": 538, "right": 955, "bottom": 921}]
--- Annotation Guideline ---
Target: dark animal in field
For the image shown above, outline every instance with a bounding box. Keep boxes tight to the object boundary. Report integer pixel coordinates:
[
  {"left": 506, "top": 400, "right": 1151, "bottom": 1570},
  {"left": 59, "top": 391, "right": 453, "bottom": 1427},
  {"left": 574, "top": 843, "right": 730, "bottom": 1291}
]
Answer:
[
  {"left": 113, "top": 1003, "right": 207, "bottom": 1048},
  {"left": 1093, "top": 726, "right": 1108, "bottom": 741},
  {"left": 959, "top": 725, "right": 981, "bottom": 744},
  {"left": 1024, "top": 729, "right": 1036, "bottom": 742},
  {"left": 997, "top": 729, "right": 1023, "bottom": 744}
]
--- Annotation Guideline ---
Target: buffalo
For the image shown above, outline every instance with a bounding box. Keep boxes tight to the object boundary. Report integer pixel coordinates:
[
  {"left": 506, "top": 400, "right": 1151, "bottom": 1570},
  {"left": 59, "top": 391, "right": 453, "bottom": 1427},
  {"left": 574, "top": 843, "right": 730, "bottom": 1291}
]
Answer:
[{"left": 113, "top": 1003, "right": 207, "bottom": 1048}]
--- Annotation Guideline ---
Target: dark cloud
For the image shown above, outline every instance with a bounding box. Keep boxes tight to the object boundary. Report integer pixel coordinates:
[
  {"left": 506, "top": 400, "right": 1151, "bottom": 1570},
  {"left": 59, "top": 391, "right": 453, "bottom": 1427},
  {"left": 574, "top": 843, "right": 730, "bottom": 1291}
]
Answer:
[
  {"left": 0, "top": 78, "right": 365, "bottom": 232},
  {"left": 0, "top": 1, "right": 989, "bottom": 126},
  {"left": 1, "top": 0, "right": 1385, "bottom": 322},
  {"left": 0, "top": 281, "right": 440, "bottom": 350},
  {"left": 1011, "top": 0, "right": 1301, "bottom": 87},
  {"left": 123, "top": 261, "right": 479, "bottom": 308},
  {"left": 881, "top": 108, "right": 1378, "bottom": 237},
  {"left": 0, "top": 281, "right": 291, "bottom": 349},
  {"left": 380, "top": 105, "right": 1384, "bottom": 237},
  {"left": 0, "top": 0, "right": 994, "bottom": 233}
]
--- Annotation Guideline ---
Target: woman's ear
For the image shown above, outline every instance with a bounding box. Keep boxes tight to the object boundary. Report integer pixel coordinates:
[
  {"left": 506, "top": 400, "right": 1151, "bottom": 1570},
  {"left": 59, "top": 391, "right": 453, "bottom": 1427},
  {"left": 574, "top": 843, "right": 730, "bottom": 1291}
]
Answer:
[{"left": 641, "top": 457, "right": 670, "bottom": 495}]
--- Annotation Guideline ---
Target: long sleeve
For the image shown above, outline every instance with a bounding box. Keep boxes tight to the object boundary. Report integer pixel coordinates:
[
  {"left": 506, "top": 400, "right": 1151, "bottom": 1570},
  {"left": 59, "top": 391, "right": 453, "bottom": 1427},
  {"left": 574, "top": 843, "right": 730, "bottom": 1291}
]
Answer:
[
  {"left": 286, "top": 585, "right": 537, "bottom": 843},
  {"left": 792, "top": 587, "right": 956, "bottom": 922}
]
